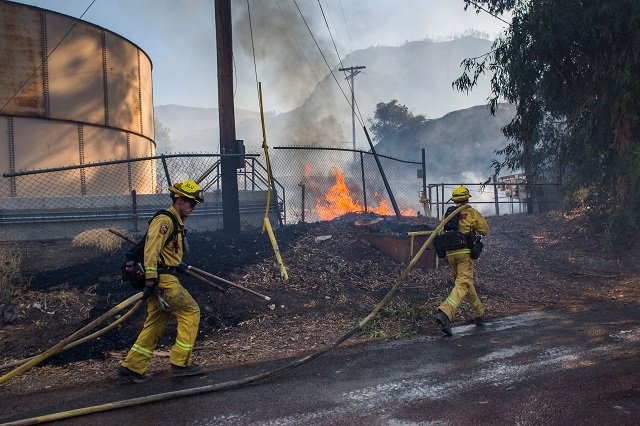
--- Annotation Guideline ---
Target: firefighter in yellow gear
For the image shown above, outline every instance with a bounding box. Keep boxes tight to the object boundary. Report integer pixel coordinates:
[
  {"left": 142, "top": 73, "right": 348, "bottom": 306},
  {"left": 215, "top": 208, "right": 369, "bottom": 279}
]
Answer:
[
  {"left": 435, "top": 186, "right": 489, "bottom": 336},
  {"left": 118, "top": 180, "right": 205, "bottom": 383}
]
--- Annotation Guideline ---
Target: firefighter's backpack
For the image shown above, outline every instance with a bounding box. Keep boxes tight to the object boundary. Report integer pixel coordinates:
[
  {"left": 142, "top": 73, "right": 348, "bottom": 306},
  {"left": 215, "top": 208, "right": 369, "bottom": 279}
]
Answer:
[
  {"left": 434, "top": 206, "right": 469, "bottom": 258},
  {"left": 121, "top": 210, "right": 180, "bottom": 289}
]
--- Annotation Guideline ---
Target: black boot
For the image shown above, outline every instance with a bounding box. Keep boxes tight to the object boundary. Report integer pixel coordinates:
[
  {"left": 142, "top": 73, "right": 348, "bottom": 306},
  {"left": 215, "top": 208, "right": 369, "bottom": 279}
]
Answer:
[
  {"left": 117, "top": 366, "right": 150, "bottom": 384},
  {"left": 435, "top": 311, "right": 453, "bottom": 336},
  {"left": 171, "top": 363, "right": 205, "bottom": 377}
]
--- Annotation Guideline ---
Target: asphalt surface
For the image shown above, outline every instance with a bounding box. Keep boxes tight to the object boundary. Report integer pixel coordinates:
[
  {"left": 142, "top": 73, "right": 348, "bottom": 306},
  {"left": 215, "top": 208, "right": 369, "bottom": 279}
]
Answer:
[{"left": 2, "top": 298, "right": 639, "bottom": 425}]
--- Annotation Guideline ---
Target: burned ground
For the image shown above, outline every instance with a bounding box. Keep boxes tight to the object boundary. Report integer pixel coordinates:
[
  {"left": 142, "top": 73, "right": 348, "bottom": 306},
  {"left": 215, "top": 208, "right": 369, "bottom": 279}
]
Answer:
[{"left": 0, "top": 210, "right": 638, "bottom": 394}]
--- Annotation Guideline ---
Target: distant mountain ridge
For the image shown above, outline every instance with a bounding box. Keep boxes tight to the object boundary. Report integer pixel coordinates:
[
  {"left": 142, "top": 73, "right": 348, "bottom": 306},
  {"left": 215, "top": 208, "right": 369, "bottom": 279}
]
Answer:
[
  {"left": 155, "top": 37, "right": 514, "bottom": 179},
  {"left": 375, "top": 103, "right": 515, "bottom": 181}
]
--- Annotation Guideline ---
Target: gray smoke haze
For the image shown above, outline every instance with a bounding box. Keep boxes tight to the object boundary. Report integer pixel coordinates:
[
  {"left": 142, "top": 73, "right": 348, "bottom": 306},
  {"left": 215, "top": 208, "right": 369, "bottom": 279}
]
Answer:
[
  {"left": 231, "top": 1, "right": 350, "bottom": 149},
  {"left": 232, "top": 1, "right": 342, "bottom": 110}
]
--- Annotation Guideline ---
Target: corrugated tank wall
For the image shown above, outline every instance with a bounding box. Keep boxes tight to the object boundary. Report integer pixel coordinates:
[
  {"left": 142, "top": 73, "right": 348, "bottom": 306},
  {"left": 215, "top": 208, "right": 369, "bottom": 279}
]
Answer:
[{"left": 0, "top": 0, "right": 156, "bottom": 197}]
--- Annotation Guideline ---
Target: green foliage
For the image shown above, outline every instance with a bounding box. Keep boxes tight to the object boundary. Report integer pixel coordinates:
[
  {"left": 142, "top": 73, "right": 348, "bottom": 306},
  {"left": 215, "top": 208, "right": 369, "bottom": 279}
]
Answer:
[
  {"left": 368, "top": 100, "right": 428, "bottom": 146},
  {"left": 360, "top": 301, "right": 431, "bottom": 339},
  {"left": 154, "top": 120, "right": 174, "bottom": 154},
  {"left": 456, "top": 0, "right": 640, "bottom": 238}
]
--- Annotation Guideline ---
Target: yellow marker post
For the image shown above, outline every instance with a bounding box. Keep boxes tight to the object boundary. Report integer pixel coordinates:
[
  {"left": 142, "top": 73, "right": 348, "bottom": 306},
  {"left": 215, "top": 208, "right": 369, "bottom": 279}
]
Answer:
[{"left": 258, "top": 82, "right": 288, "bottom": 280}]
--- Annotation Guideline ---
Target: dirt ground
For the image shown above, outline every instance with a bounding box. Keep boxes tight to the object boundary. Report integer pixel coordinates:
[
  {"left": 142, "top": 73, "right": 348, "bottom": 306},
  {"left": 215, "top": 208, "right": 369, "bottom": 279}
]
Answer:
[{"left": 0, "top": 210, "right": 638, "bottom": 395}]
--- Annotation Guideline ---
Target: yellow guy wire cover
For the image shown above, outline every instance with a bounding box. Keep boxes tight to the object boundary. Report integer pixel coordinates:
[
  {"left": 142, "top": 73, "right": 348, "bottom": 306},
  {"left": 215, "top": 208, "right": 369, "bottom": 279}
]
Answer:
[{"left": 258, "top": 82, "right": 288, "bottom": 280}]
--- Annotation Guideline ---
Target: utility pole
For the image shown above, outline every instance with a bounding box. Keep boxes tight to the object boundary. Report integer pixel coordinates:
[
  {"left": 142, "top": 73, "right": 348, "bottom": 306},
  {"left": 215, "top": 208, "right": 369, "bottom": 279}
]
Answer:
[
  {"left": 338, "top": 65, "right": 365, "bottom": 156},
  {"left": 215, "top": 0, "right": 240, "bottom": 234}
]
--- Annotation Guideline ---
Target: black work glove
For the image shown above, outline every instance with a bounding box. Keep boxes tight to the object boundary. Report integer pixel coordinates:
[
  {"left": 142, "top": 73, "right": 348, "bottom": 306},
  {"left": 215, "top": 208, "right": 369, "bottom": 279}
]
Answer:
[
  {"left": 142, "top": 279, "right": 156, "bottom": 300},
  {"left": 178, "top": 261, "right": 190, "bottom": 274}
]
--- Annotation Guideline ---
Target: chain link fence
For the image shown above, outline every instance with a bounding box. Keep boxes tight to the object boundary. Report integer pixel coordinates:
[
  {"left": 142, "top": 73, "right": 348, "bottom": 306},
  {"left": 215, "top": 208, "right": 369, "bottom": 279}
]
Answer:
[
  {"left": 269, "top": 146, "right": 425, "bottom": 223},
  {"left": 0, "top": 153, "right": 280, "bottom": 239},
  {"left": 0, "top": 153, "right": 269, "bottom": 210},
  {"left": 1, "top": 148, "right": 561, "bottom": 239},
  {"left": 427, "top": 180, "right": 562, "bottom": 220}
]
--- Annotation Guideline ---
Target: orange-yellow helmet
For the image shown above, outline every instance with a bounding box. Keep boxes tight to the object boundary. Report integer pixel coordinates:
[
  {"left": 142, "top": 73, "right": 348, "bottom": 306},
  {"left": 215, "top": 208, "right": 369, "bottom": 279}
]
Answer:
[
  {"left": 169, "top": 180, "right": 204, "bottom": 204},
  {"left": 451, "top": 186, "right": 471, "bottom": 203}
]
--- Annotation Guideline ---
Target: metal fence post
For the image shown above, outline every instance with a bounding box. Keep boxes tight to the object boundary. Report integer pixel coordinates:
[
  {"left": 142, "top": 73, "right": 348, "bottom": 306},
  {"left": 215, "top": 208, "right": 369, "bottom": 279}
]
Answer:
[
  {"left": 428, "top": 184, "right": 433, "bottom": 219},
  {"left": 299, "top": 182, "right": 305, "bottom": 223},
  {"left": 421, "top": 148, "right": 427, "bottom": 200},
  {"left": 161, "top": 155, "right": 171, "bottom": 188},
  {"left": 360, "top": 152, "right": 368, "bottom": 212},
  {"left": 251, "top": 157, "right": 256, "bottom": 191},
  {"left": 493, "top": 174, "right": 500, "bottom": 216},
  {"left": 131, "top": 189, "right": 138, "bottom": 232}
]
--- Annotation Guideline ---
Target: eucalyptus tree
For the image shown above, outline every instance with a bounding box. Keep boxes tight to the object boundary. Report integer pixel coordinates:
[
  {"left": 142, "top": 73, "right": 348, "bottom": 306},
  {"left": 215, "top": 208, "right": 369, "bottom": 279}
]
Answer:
[{"left": 455, "top": 0, "right": 640, "bottom": 236}]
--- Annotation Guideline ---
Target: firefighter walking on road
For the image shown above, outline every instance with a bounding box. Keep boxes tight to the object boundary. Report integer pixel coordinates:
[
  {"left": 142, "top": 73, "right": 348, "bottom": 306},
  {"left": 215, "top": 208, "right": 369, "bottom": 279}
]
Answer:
[
  {"left": 435, "top": 186, "right": 489, "bottom": 336},
  {"left": 118, "top": 180, "right": 205, "bottom": 383}
]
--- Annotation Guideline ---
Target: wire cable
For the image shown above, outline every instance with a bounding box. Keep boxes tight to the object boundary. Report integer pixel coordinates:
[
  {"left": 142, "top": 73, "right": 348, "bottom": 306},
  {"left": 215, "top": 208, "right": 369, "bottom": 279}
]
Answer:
[
  {"left": 0, "top": 0, "right": 98, "bottom": 114},
  {"left": 337, "top": 0, "right": 354, "bottom": 52},
  {"left": 275, "top": 1, "right": 323, "bottom": 86},
  {"left": 316, "top": 0, "right": 366, "bottom": 128},
  {"left": 292, "top": 0, "right": 365, "bottom": 128},
  {"left": 318, "top": 0, "right": 347, "bottom": 74},
  {"left": 246, "top": 0, "right": 260, "bottom": 92},
  {"left": 317, "top": 0, "right": 369, "bottom": 128},
  {"left": 318, "top": 0, "right": 364, "bottom": 131}
]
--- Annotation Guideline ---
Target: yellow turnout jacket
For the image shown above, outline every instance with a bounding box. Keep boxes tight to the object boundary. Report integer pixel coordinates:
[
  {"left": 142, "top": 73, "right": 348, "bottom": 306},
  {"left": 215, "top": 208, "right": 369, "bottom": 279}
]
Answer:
[
  {"left": 143, "top": 206, "right": 185, "bottom": 280},
  {"left": 446, "top": 204, "right": 489, "bottom": 256}
]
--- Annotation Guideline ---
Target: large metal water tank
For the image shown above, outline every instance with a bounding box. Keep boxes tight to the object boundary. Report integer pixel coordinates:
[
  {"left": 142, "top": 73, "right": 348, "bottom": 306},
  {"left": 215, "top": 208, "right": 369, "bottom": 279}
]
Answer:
[{"left": 0, "top": 0, "right": 156, "bottom": 197}]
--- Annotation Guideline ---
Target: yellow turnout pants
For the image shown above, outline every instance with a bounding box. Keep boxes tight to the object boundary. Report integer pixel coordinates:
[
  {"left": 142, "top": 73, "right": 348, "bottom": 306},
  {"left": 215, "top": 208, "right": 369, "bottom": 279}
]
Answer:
[
  {"left": 438, "top": 253, "right": 484, "bottom": 321},
  {"left": 122, "top": 274, "right": 200, "bottom": 374}
]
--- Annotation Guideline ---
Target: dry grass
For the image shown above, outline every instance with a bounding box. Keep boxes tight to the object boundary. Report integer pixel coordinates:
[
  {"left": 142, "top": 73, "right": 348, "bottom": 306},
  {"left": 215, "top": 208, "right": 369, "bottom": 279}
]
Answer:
[
  {"left": 71, "top": 228, "right": 126, "bottom": 253},
  {"left": 0, "top": 247, "right": 21, "bottom": 299}
]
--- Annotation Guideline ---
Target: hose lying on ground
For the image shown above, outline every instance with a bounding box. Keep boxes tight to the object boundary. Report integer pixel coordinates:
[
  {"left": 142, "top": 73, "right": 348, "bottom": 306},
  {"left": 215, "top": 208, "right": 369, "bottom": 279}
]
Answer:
[
  {"left": 0, "top": 293, "right": 143, "bottom": 385},
  {"left": 0, "top": 229, "right": 235, "bottom": 373},
  {"left": 2, "top": 206, "right": 469, "bottom": 425},
  {"left": 0, "top": 299, "right": 144, "bottom": 372}
]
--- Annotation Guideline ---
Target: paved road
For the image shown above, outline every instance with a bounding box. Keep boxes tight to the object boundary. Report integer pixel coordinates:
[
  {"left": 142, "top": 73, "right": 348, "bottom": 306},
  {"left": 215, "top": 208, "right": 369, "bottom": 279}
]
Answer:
[{"left": 2, "top": 299, "right": 639, "bottom": 425}]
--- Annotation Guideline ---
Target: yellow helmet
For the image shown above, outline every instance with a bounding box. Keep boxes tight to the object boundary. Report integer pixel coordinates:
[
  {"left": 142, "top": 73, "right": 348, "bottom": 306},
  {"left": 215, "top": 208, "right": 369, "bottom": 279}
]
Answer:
[
  {"left": 451, "top": 186, "right": 471, "bottom": 203},
  {"left": 169, "top": 180, "right": 204, "bottom": 204}
]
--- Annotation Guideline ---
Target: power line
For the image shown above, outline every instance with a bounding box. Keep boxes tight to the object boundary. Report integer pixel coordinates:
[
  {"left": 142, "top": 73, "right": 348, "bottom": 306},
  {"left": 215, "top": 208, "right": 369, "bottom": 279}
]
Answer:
[
  {"left": 245, "top": 0, "right": 260, "bottom": 92},
  {"left": 316, "top": 1, "right": 367, "bottom": 131},
  {"left": 317, "top": 0, "right": 346, "bottom": 73},
  {"left": 0, "top": 0, "right": 99, "bottom": 114},
  {"left": 292, "top": 0, "right": 359, "bottom": 126},
  {"left": 337, "top": 0, "right": 354, "bottom": 51},
  {"left": 275, "top": 1, "right": 322, "bottom": 86}
]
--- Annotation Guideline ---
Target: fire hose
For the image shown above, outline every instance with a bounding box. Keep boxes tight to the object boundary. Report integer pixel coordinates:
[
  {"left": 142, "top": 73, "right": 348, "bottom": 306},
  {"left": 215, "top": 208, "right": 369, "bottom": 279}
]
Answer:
[
  {"left": 0, "top": 297, "right": 143, "bottom": 372},
  {"left": 1, "top": 205, "right": 469, "bottom": 425},
  {"left": 0, "top": 293, "right": 144, "bottom": 386},
  {"left": 0, "top": 230, "right": 271, "bottom": 378}
]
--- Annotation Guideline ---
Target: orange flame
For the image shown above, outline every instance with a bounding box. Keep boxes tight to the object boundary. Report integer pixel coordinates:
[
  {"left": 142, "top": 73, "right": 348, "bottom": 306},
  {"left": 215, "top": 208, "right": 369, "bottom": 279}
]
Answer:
[{"left": 314, "top": 167, "right": 417, "bottom": 220}]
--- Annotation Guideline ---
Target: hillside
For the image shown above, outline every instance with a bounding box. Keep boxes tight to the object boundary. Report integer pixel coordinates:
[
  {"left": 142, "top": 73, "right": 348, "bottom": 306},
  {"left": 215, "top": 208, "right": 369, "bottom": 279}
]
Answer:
[
  {"left": 374, "top": 103, "right": 516, "bottom": 181},
  {"left": 156, "top": 102, "right": 514, "bottom": 184},
  {"left": 154, "top": 36, "right": 499, "bottom": 156}
]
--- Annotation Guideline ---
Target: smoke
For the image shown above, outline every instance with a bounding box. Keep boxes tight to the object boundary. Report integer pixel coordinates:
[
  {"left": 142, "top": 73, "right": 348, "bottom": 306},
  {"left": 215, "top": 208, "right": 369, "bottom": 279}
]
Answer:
[
  {"left": 232, "top": 1, "right": 351, "bottom": 148},
  {"left": 232, "top": 1, "right": 340, "bottom": 111}
]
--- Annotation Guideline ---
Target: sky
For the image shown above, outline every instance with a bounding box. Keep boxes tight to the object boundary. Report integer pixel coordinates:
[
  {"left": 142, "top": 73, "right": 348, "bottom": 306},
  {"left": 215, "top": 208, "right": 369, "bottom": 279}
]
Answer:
[{"left": 12, "top": 0, "right": 510, "bottom": 113}]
